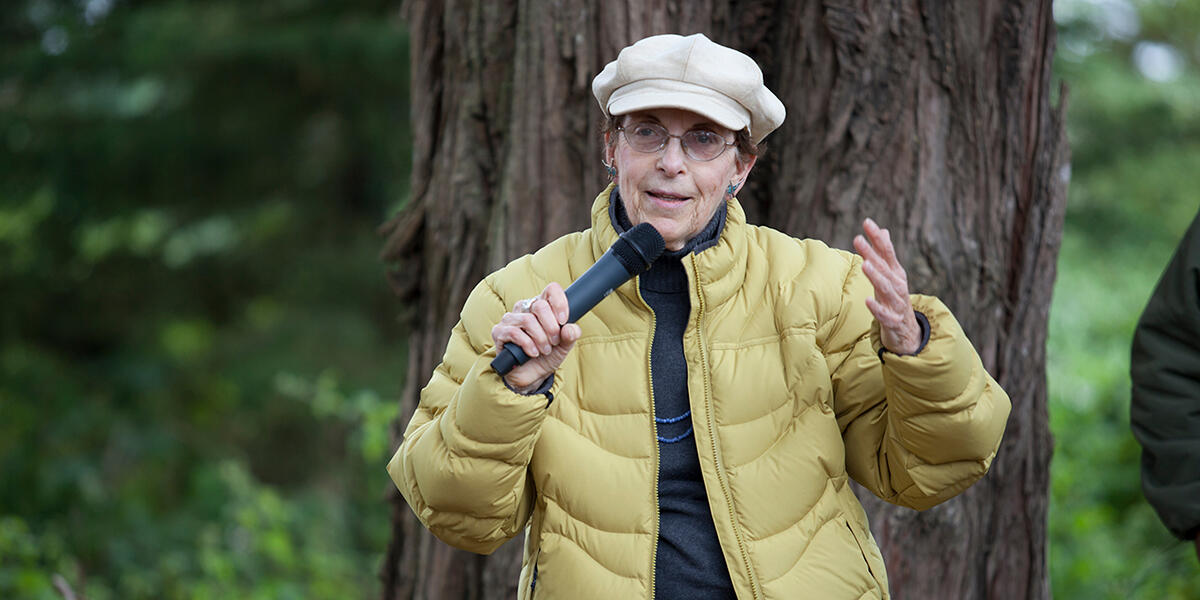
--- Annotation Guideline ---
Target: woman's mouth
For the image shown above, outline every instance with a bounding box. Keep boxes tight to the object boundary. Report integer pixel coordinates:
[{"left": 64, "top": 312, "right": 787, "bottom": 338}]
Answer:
[{"left": 647, "top": 190, "right": 690, "bottom": 203}]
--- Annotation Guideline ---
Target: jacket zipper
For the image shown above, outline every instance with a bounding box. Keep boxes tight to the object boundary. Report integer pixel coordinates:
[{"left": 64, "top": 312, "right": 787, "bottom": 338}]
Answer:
[
  {"left": 529, "top": 548, "right": 540, "bottom": 598},
  {"left": 690, "top": 254, "right": 761, "bottom": 599},
  {"left": 636, "top": 285, "right": 661, "bottom": 600}
]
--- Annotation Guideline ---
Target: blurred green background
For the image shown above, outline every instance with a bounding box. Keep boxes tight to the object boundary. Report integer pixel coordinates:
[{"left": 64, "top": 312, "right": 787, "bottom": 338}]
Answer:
[
  {"left": 1, "top": 0, "right": 408, "bottom": 597},
  {"left": 0, "top": 0, "right": 1196, "bottom": 598},
  {"left": 1051, "top": 1, "right": 1200, "bottom": 597}
]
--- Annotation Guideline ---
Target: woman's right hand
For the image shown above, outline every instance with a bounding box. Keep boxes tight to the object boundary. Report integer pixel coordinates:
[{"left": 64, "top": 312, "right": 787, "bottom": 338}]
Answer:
[{"left": 491, "top": 282, "right": 582, "bottom": 393}]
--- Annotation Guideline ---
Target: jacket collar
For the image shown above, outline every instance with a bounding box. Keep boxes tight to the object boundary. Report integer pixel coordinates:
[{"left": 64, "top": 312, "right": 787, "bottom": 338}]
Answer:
[{"left": 589, "top": 183, "right": 750, "bottom": 309}]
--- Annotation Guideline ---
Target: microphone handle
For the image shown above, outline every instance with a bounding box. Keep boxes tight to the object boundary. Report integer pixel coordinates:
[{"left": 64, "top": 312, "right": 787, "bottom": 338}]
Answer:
[
  {"left": 565, "top": 254, "right": 628, "bottom": 323},
  {"left": 491, "top": 343, "right": 527, "bottom": 376},
  {"left": 491, "top": 253, "right": 632, "bottom": 376}
]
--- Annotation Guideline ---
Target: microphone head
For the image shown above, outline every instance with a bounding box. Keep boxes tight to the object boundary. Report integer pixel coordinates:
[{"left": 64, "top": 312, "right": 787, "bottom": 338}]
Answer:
[{"left": 611, "top": 222, "right": 666, "bottom": 276}]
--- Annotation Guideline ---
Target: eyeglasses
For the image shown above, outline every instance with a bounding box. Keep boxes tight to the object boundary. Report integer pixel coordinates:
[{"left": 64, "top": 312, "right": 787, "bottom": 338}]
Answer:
[{"left": 616, "top": 121, "right": 735, "bottom": 162}]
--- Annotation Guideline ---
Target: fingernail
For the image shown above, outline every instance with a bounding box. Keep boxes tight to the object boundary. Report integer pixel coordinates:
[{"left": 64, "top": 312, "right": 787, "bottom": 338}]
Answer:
[
  {"left": 543, "top": 344, "right": 553, "bottom": 354},
  {"left": 558, "top": 311, "right": 567, "bottom": 322},
  {"left": 552, "top": 335, "right": 560, "bottom": 345}
]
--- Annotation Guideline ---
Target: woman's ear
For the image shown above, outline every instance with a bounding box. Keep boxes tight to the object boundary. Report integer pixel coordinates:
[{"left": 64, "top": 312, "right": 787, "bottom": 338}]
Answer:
[
  {"left": 733, "top": 155, "right": 757, "bottom": 193},
  {"left": 603, "top": 131, "right": 616, "bottom": 166}
]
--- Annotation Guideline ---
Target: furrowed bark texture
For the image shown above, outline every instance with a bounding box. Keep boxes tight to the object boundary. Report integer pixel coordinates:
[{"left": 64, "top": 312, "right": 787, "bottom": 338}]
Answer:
[{"left": 380, "top": 1, "right": 1066, "bottom": 598}]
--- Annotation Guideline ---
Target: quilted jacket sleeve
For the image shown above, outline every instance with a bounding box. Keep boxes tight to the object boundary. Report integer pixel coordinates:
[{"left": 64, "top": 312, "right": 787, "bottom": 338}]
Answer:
[
  {"left": 386, "top": 274, "right": 550, "bottom": 554},
  {"left": 823, "top": 256, "right": 1011, "bottom": 511}
]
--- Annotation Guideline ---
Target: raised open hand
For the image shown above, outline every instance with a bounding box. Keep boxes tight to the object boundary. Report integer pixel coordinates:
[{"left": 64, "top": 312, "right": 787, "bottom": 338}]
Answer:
[{"left": 852, "top": 218, "right": 921, "bottom": 355}]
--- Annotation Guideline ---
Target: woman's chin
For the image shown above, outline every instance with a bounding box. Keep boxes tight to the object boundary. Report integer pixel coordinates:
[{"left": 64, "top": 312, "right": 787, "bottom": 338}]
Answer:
[
  {"left": 652, "top": 223, "right": 687, "bottom": 250},
  {"left": 627, "top": 214, "right": 689, "bottom": 249}
]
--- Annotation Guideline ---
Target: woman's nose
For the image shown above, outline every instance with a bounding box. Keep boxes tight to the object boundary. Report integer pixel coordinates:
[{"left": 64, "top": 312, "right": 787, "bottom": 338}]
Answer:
[{"left": 657, "top": 137, "right": 686, "bottom": 174}]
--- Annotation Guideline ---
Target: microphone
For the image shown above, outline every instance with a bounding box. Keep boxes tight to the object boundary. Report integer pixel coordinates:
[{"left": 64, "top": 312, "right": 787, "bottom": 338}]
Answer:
[{"left": 491, "top": 222, "right": 665, "bottom": 375}]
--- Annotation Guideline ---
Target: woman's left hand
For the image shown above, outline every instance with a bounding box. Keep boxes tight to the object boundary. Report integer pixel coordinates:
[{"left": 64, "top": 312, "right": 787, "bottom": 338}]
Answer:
[{"left": 853, "top": 218, "right": 922, "bottom": 355}]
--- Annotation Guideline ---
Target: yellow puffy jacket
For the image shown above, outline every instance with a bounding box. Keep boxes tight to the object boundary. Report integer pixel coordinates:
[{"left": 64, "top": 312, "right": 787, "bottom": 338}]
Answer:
[{"left": 388, "top": 186, "right": 1010, "bottom": 599}]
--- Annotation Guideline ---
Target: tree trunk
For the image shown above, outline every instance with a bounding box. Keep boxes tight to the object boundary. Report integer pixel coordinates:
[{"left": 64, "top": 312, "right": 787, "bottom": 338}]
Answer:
[{"left": 379, "top": 1, "right": 1066, "bottom": 599}]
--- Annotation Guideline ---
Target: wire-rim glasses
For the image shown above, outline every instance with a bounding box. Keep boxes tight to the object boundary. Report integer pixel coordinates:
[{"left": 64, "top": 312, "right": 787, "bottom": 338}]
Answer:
[{"left": 616, "top": 122, "right": 735, "bottom": 162}]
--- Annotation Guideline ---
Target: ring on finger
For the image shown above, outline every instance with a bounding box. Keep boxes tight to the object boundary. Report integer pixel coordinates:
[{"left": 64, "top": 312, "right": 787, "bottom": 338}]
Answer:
[{"left": 516, "top": 297, "right": 537, "bottom": 313}]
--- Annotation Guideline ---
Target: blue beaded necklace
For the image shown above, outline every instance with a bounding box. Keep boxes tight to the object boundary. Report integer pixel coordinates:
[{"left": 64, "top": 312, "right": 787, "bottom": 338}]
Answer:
[{"left": 655, "top": 410, "right": 693, "bottom": 443}]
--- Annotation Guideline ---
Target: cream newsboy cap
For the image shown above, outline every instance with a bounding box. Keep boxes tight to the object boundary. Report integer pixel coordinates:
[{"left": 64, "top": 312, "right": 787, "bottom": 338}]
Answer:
[{"left": 592, "top": 33, "right": 786, "bottom": 144}]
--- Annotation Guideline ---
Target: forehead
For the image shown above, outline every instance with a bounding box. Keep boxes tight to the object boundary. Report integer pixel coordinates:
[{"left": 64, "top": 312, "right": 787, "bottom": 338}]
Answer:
[{"left": 621, "top": 108, "right": 728, "bottom": 133}]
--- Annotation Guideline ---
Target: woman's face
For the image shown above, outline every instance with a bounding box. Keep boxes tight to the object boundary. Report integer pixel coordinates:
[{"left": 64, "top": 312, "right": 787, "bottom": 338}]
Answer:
[{"left": 606, "top": 108, "right": 756, "bottom": 251}]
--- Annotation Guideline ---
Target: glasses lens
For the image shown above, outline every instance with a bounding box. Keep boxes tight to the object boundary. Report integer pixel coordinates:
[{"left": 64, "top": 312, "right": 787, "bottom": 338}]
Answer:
[
  {"left": 682, "top": 130, "right": 728, "bottom": 161},
  {"left": 625, "top": 122, "right": 667, "bottom": 152}
]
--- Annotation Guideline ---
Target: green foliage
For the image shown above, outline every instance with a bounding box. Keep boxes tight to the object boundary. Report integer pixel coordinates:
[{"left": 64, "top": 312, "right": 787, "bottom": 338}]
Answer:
[
  {"left": 1051, "top": 0, "right": 1200, "bottom": 596},
  {"left": 1, "top": 0, "right": 409, "bottom": 597}
]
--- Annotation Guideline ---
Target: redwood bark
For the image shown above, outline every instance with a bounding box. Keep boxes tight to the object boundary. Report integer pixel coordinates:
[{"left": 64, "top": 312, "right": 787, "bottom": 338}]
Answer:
[{"left": 380, "top": 1, "right": 1066, "bottom": 598}]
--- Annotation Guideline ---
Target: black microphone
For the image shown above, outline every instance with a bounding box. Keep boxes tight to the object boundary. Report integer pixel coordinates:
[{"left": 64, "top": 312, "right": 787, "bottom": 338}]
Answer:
[{"left": 491, "top": 222, "right": 665, "bottom": 375}]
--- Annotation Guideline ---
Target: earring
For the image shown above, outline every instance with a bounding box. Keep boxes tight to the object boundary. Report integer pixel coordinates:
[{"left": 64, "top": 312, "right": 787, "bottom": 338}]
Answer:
[
  {"left": 604, "top": 161, "right": 617, "bottom": 180},
  {"left": 726, "top": 182, "right": 737, "bottom": 199}
]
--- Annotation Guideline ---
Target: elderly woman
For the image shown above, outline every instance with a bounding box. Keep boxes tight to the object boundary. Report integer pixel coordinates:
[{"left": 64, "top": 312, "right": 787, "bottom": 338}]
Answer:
[{"left": 388, "top": 33, "right": 1010, "bottom": 599}]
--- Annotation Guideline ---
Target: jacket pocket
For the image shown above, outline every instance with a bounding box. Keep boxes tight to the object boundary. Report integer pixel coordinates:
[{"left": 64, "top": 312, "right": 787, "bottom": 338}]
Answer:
[{"left": 845, "top": 520, "right": 885, "bottom": 596}]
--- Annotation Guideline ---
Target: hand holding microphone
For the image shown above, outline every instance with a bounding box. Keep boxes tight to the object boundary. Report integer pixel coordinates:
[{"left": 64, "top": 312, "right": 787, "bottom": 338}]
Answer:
[
  {"left": 490, "top": 223, "right": 665, "bottom": 390},
  {"left": 490, "top": 283, "right": 579, "bottom": 392}
]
